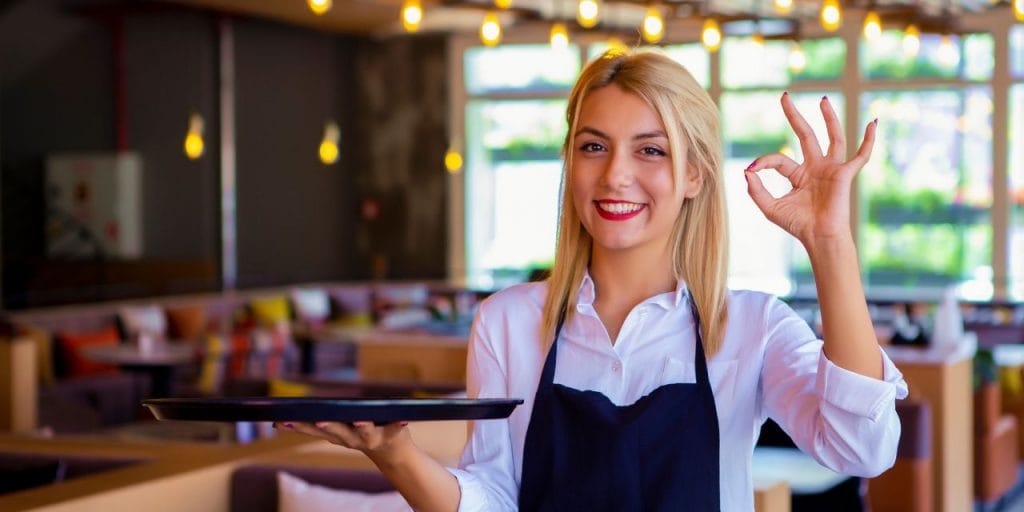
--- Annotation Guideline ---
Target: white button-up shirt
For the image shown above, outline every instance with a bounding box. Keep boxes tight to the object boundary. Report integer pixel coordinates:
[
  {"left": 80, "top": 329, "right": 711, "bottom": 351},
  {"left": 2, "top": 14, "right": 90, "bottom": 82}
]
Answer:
[{"left": 448, "top": 275, "right": 909, "bottom": 511}]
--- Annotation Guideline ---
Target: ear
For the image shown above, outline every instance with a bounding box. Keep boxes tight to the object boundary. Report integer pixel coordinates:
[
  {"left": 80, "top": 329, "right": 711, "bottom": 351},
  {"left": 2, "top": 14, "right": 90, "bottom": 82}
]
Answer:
[{"left": 682, "top": 163, "right": 703, "bottom": 199}]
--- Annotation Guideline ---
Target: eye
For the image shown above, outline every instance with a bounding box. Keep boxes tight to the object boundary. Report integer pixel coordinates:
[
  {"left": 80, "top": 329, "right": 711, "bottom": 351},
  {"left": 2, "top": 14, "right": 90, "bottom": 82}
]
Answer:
[
  {"left": 640, "top": 146, "right": 667, "bottom": 157},
  {"left": 579, "top": 142, "right": 605, "bottom": 153}
]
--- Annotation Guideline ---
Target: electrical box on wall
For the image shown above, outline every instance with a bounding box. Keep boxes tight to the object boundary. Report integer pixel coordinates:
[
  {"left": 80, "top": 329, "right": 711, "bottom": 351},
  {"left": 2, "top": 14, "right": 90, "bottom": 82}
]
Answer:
[{"left": 45, "top": 152, "right": 143, "bottom": 260}]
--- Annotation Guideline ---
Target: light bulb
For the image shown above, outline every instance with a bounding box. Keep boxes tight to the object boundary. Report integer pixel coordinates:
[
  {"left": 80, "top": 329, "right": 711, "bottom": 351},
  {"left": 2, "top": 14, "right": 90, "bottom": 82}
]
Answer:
[
  {"left": 445, "top": 148, "right": 463, "bottom": 174},
  {"left": 480, "top": 12, "right": 502, "bottom": 46},
  {"left": 184, "top": 113, "right": 204, "bottom": 160},
  {"left": 402, "top": 0, "right": 423, "bottom": 33},
  {"left": 1015, "top": 0, "right": 1023, "bottom": 21},
  {"left": 773, "top": 0, "right": 793, "bottom": 15},
  {"left": 903, "top": 24, "right": 920, "bottom": 57},
  {"left": 319, "top": 121, "right": 340, "bottom": 165},
  {"left": 863, "top": 11, "right": 881, "bottom": 41},
  {"left": 577, "top": 0, "right": 600, "bottom": 29},
  {"left": 788, "top": 43, "right": 807, "bottom": 72},
  {"left": 820, "top": 0, "right": 841, "bottom": 32},
  {"left": 937, "top": 35, "right": 960, "bottom": 68},
  {"left": 642, "top": 7, "right": 664, "bottom": 44},
  {"left": 550, "top": 23, "right": 569, "bottom": 48},
  {"left": 701, "top": 19, "right": 722, "bottom": 52},
  {"left": 495, "top": 0, "right": 512, "bottom": 8},
  {"left": 307, "top": 0, "right": 332, "bottom": 16}
]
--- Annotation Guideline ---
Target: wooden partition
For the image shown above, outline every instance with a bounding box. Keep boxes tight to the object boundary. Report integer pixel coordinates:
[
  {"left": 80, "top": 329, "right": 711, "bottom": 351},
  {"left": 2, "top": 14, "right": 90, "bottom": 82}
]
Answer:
[{"left": 0, "top": 336, "right": 37, "bottom": 433}]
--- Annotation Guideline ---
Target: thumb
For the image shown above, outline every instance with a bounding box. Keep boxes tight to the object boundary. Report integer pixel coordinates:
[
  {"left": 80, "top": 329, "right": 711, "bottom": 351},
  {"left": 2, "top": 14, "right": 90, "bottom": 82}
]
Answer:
[{"left": 744, "top": 171, "right": 776, "bottom": 216}]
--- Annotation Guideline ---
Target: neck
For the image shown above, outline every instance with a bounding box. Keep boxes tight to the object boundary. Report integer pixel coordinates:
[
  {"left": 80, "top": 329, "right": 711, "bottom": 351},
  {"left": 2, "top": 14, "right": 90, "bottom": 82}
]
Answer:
[{"left": 589, "top": 243, "right": 677, "bottom": 309}]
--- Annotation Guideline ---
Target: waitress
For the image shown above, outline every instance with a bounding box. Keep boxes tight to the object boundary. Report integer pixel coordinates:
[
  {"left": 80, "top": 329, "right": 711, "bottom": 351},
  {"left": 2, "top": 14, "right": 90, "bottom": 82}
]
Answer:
[{"left": 282, "top": 49, "right": 908, "bottom": 511}]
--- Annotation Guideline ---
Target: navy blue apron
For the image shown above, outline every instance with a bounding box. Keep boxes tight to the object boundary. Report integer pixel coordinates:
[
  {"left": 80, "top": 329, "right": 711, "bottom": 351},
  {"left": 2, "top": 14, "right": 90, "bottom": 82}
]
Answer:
[{"left": 518, "top": 299, "right": 720, "bottom": 511}]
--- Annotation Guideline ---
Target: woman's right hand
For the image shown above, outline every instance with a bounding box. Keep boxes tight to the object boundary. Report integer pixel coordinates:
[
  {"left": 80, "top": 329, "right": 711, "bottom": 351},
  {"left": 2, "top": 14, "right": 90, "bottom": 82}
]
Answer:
[{"left": 276, "top": 421, "right": 414, "bottom": 463}]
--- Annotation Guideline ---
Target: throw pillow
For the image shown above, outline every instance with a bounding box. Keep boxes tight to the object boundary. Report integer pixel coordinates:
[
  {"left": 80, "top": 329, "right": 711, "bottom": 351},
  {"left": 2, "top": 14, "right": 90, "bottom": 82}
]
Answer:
[{"left": 277, "top": 471, "right": 411, "bottom": 512}]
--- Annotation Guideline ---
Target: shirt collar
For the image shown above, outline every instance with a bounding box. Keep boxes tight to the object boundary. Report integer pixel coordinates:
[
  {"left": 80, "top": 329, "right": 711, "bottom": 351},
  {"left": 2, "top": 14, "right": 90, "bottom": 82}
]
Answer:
[{"left": 576, "top": 269, "right": 691, "bottom": 311}]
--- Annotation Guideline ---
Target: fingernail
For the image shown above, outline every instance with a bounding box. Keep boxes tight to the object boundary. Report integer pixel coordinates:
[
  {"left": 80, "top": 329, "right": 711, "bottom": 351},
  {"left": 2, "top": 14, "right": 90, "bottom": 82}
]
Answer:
[
  {"left": 782, "top": 91, "right": 789, "bottom": 97},
  {"left": 400, "top": 421, "right": 409, "bottom": 427},
  {"left": 315, "top": 422, "right": 328, "bottom": 428},
  {"left": 822, "top": 95, "right": 827, "bottom": 101},
  {"left": 872, "top": 118, "right": 879, "bottom": 125},
  {"left": 745, "top": 160, "right": 756, "bottom": 171}
]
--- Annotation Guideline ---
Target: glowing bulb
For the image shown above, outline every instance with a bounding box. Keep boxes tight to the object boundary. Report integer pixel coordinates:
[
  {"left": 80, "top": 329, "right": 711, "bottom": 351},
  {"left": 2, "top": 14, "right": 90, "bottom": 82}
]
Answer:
[
  {"left": 550, "top": 23, "right": 569, "bottom": 48},
  {"left": 445, "top": 148, "right": 463, "bottom": 174},
  {"left": 319, "top": 121, "right": 340, "bottom": 165},
  {"left": 402, "top": 0, "right": 423, "bottom": 33},
  {"left": 820, "top": 0, "right": 841, "bottom": 32},
  {"left": 495, "top": 0, "right": 511, "bottom": 8},
  {"left": 701, "top": 19, "right": 722, "bottom": 52},
  {"left": 480, "top": 12, "right": 502, "bottom": 46},
  {"left": 577, "top": 0, "right": 600, "bottom": 29},
  {"left": 751, "top": 32, "right": 765, "bottom": 48},
  {"left": 788, "top": 43, "right": 807, "bottom": 72},
  {"left": 773, "top": 0, "right": 793, "bottom": 15},
  {"left": 1015, "top": 0, "right": 1023, "bottom": 21},
  {"left": 903, "top": 24, "right": 920, "bottom": 57},
  {"left": 863, "top": 11, "right": 881, "bottom": 41},
  {"left": 184, "top": 113, "right": 204, "bottom": 160},
  {"left": 937, "top": 35, "right": 960, "bottom": 68},
  {"left": 642, "top": 7, "right": 664, "bottom": 44},
  {"left": 606, "top": 36, "right": 627, "bottom": 53},
  {"left": 307, "top": 0, "right": 332, "bottom": 16}
]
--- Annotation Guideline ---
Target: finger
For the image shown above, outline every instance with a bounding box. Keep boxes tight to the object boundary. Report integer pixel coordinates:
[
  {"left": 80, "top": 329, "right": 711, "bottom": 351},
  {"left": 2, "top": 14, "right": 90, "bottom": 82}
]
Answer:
[
  {"left": 313, "top": 421, "right": 365, "bottom": 447},
  {"left": 820, "top": 96, "right": 846, "bottom": 159},
  {"left": 747, "top": 153, "right": 800, "bottom": 179},
  {"left": 349, "top": 421, "right": 381, "bottom": 446},
  {"left": 285, "top": 421, "right": 336, "bottom": 441},
  {"left": 744, "top": 171, "right": 776, "bottom": 217},
  {"left": 781, "top": 92, "right": 823, "bottom": 162},
  {"left": 847, "top": 118, "right": 879, "bottom": 173}
]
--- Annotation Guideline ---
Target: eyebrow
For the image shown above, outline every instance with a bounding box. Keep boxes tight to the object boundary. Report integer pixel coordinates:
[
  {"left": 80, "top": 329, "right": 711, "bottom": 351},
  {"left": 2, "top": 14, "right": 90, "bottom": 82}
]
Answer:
[{"left": 575, "top": 126, "right": 668, "bottom": 141}]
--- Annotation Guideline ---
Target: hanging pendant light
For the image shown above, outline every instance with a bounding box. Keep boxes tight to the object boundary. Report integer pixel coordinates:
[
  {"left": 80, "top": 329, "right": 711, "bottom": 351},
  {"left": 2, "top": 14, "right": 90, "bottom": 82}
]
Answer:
[
  {"left": 863, "top": 11, "right": 881, "bottom": 41},
  {"left": 773, "top": 0, "right": 793, "bottom": 15},
  {"left": 577, "top": 0, "right": 600, "bottom": 29},
  {"left": 903, "top": 24, "right": 920, "bottom": 57},
  {"left": 319, "top": 121, "right": 340, "bottom": 165},
  {"left": 401, "top": 0, "right": 423, "bottom": 33},
  {"left": 550, "top": 22, "right": 570, "bottom": 48},
  {"left": 480, "top": 12, "right": 502, "bottom": 46},
  {"left": 701, "top": 18, "right": 722, "bottom": 52},
  {"left": 307, "top": 0, "right": 332, "bottom": 16},
  {"left": 184, "top": 113, "right": 204, "bottom": 160},
  {"left": 1014, "top": 0, "right": 1023, "bottom": 21},
  {"left": 788, "top": 42, "right": 807, "bottom": 73},
  {"left": 820, "top": 0, "right": 842, "bottom": 32},
  {"left": 642, "top": 6, "right": 665, "bottom": 44}
]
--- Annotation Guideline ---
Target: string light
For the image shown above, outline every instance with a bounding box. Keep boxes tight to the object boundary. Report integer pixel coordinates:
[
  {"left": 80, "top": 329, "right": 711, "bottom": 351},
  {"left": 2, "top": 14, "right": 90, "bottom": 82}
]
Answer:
[
  {"left": 701, "top": 18, "right": 722, "bottom": 52},
  {"left": 480, "top": 12, "right": 502, "bottom": 46},
  {"left": 319, "top": 121, "right": 340, "bottom": 165},
  {"left": 307, "top": 0, "right": 332, "bottom": 16},
  {"left": 902, "top": 24, "right": 920, "bottom": 57},
  {"left": 577, "top": 0, "right": 600, "bottom": 29},
  {"left": 550, "top": 22, "right": 569, "bottom": 48},
  {"left": 863, "top": 11, "right": 881, "bottom": 41},
  {"left": 820, "top": 0, "right": 841, "bottom": 32},
  {"left": 401, "top": 0, "right": 423, "bottom": 33},
  {"left": 642, "top": 6, "right": 665, "bottom": 44},
  {"left": 184, "top": 113, "right": 204, "bottom": 160},
  {"left": 788, "top": 43, "right": 807, "bottom": 73},
  {"left": 773, "top": 0, "right": 793, "bottom": 15},
  {"left": 444, "top": 147, "right": 463, "bottom": 174},
  {"left": 937, "top": 35, "right": 960, "bottom": 68}
]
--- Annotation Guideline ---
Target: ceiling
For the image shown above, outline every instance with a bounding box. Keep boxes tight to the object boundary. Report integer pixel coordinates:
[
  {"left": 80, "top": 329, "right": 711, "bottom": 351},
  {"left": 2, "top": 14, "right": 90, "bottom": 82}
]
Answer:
[{"left": 154, "top": 0, "right": 1007, "bottom": 38}]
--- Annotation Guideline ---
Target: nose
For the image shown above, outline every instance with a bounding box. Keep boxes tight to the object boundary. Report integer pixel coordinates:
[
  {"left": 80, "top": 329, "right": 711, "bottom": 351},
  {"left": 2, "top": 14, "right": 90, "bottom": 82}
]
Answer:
[{"left": 599, "top": 148, "right": 634, "bottom": 190}]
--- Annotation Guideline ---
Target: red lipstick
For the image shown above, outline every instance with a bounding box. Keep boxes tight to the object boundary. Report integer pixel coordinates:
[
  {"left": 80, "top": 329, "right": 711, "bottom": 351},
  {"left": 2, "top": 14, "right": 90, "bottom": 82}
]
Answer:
[{"left": 594, "top": 200, "right": 645, "bottom": 221}]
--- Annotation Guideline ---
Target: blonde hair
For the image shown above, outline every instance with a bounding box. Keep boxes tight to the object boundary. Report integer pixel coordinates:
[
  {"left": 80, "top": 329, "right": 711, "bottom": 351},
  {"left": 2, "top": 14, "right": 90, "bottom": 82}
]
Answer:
[{"left": 541, "top": 49, "right": 730, "bottom": 356}]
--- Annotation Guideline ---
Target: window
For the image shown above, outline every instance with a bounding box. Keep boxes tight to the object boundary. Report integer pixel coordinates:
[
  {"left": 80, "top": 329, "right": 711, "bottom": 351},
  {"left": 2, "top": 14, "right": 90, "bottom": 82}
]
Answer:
[
  {"left": 1010, "top": 25, "right": 1024, "bottom": 299},
  {"left": 462, "top": 45, "right": 580, "bottom": 289}
]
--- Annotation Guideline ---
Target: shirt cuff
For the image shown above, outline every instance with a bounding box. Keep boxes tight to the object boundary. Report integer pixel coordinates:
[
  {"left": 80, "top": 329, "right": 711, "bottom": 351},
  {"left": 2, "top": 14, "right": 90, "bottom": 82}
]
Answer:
[
  {"left": 816, "top": 348, "right": 910, "bottom": 421},
  {"left": 446, "top": 467, "right": 491, "bottom": 512}
]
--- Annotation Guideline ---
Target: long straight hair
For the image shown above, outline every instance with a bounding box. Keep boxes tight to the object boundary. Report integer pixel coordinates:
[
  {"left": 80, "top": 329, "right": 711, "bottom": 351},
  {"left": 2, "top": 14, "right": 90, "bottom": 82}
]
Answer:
[{"left": 541, "top": 49, "right": 730, "bottom": 356}]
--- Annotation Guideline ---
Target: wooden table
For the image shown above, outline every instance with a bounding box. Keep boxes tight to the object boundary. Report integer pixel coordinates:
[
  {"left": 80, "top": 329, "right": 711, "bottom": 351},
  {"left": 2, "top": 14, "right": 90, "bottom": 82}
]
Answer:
[
  {"left": 327, "top": 324, "right": 469, "bottom": 385},
  {"left": 82, "top": 343, "right": 195, "bottom": 398},
  {"left": 884, "top": 337, "right": 976, "bottom": 512}
]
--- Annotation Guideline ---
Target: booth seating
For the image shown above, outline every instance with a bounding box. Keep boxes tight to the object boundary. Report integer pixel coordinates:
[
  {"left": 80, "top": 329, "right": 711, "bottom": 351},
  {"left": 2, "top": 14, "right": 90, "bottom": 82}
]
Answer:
[
  {"left": 974, "top": 381, "right": 1020, "bottom": 505},
  {"left": 229, "top": 464, "right": 393, "bottom": 512}
]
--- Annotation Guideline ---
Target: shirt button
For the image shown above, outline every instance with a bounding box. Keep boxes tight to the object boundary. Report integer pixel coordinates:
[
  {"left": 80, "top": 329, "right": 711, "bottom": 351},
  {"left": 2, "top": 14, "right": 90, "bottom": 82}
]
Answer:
[{"left": 612, "top": 361, "right": 622, "bottom": 372}]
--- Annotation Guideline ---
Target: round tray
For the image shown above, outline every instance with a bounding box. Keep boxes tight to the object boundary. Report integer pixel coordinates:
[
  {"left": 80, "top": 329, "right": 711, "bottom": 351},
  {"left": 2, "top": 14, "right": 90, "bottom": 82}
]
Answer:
[{"left": 142, "top": 397, "right": 524, "bottom": 423}]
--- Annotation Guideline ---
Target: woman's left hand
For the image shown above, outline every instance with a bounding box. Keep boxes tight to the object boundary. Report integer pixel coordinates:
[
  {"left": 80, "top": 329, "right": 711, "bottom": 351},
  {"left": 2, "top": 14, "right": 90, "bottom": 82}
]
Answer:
[{"left": 744, "top": 93, "right": 877, "bottom": 249}]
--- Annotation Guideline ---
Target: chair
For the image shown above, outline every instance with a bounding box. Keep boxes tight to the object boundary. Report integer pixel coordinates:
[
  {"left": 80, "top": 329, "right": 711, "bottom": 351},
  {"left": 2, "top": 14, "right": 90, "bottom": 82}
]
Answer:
[
  {"left": 866, "top": 400, "right": 932, "bottom": 512},
  {"left": 974, "top": 381, "right": 1020, "bottom": 505}
]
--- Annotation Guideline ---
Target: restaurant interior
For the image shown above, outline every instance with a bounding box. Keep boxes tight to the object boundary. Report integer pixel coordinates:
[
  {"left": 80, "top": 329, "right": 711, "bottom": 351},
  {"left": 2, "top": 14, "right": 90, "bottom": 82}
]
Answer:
[{"left": 1, "top": 0, "right": 1023, "bottom": 510}]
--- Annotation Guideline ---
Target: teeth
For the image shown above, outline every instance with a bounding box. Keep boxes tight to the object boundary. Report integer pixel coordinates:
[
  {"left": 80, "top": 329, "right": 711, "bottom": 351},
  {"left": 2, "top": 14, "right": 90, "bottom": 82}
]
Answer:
[{"left": 598, "top": 202, "right": 644, "bottom": 214}]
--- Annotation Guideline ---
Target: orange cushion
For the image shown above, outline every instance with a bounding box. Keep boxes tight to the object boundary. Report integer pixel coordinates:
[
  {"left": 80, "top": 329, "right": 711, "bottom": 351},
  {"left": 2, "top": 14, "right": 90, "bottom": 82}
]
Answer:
[
  {"left": 55, "top": 326, "right": 121, "bottom": 378},
  {"left": 166, "top": 304, "right": 208, "bottom": 340}
]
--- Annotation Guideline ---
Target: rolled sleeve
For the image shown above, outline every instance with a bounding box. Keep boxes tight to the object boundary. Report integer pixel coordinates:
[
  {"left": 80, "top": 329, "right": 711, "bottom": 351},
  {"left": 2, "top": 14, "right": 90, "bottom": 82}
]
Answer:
[
  {"left": 816, "top": 348, "right": 910, "bottom": 421},
  {"left": 447, "top": 467, "right": 501, "bottom": 512}
]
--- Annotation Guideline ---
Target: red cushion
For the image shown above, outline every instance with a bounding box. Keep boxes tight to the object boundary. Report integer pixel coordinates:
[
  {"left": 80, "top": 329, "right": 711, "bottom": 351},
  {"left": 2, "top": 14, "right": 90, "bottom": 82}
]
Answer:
[{"left": 56, "top": 326, "right": 121, "bottom": 378}]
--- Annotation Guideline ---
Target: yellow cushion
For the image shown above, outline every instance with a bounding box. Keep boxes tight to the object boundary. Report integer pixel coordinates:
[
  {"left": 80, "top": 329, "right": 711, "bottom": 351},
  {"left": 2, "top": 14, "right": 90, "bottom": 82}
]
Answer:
[
  {"left": 250, "top": 296, "right": 291, "bottom": 327},
  {"left": 268, "top": 377, "right": 312, "bottom": 398}
]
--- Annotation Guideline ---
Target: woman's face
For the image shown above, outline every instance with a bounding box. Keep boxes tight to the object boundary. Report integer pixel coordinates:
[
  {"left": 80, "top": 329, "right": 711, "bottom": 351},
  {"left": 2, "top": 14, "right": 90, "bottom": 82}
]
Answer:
[{"left": 571, "top": 85, "right": 701, "bottom": 256}]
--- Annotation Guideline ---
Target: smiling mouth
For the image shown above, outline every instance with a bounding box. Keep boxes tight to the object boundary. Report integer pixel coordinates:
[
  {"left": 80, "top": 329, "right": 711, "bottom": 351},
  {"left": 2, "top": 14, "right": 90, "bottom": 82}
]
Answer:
[{"left": 595, "top": 201, "right": 645, "bottom": 220}]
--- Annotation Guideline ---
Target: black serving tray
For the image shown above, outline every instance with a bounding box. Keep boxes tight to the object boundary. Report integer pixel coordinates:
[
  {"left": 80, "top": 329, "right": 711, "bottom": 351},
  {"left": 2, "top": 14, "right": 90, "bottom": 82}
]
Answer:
[{"left": 142, "top": 397, "right": 523, "bottom": 423}]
